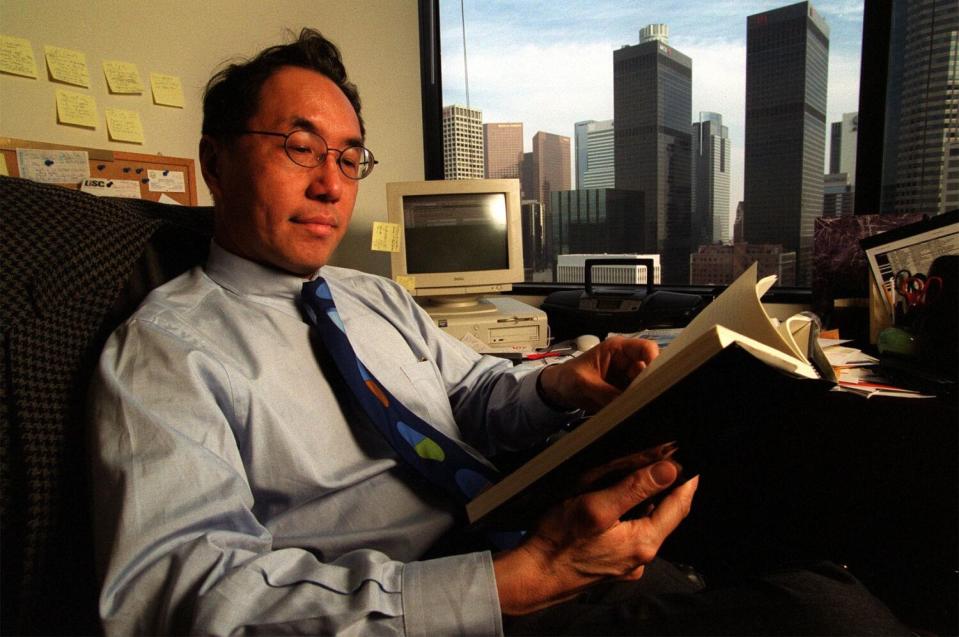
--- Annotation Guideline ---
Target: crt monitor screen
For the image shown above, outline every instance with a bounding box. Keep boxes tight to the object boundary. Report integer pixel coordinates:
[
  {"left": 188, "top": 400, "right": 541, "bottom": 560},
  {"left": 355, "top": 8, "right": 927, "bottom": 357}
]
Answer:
[{"left": 402, "top": 193, "right": 509, "bottom": 274}]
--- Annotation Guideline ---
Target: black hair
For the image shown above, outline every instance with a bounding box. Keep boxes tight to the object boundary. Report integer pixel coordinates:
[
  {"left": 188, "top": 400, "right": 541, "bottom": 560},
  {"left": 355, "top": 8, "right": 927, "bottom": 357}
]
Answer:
[{"left": 202, "top": 28, "right": 364, "bottom": 140}]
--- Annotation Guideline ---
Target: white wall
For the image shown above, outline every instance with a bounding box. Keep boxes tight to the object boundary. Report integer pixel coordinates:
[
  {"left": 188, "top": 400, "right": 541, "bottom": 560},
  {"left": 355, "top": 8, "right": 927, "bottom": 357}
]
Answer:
[{"left": 0, "top": 0, "right": 424, "bottom": 274}]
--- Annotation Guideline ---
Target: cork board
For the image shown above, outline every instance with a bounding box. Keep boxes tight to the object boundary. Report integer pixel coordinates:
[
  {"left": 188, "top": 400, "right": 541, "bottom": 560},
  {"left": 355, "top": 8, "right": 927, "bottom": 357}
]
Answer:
[{"left": 0, "top": 136, "right": 197, "bottom": 205}]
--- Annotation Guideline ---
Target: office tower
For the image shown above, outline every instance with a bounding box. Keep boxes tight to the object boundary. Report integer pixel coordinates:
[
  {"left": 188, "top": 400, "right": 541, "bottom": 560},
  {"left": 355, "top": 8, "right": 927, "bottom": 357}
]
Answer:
[
  {"left": 829, "top": 112, "right": 858, "bottom": 182},
  {"left": 520, "top": 200, "right": 548, "bottom": 279},
  {"left": 823, "top": 173, "right": 854, "bottom": 217},
  {"left": 733, "top": 201, "right": 745, "bottom": 243},
  {"left": 520, "top": 152, "right": 535, "bottom": 201},
  {"left": 744, "top": 2, "right": 829, "bottom": 286},
  {"left": 692, "top": 112, "right": 731, "bottom": 246},
  {"left": 614, "top": 23, "right": 693, "bottom": 284},
  {"left": 530, "top": 131, "right": 571, "bottom": 211},
  {"left": 829, "top": 122, "right": 842, "bottom": 175},
  {"left": 547, "top": 189, "right": 646, "bottom": 274},
  {"left": 574, "top": 120, "right": 615, "bottom": 190},
  {"left": 879, "top": 0, "right": 958, "bottom": 215},
  {"left": 824, "top": 112, "right": 858, "bottom": 218},
  {"left": 442, "top": 104, "right": 484, "bottom": 179},
  {"left": 483, "top": 122, "right": 523, "bottom": 179}
]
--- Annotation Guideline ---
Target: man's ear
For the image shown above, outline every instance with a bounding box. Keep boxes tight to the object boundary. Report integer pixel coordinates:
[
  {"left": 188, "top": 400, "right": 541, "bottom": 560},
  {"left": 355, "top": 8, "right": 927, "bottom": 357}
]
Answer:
[{"left": 199, "top": 134, "right": 225, "bottom": 202}]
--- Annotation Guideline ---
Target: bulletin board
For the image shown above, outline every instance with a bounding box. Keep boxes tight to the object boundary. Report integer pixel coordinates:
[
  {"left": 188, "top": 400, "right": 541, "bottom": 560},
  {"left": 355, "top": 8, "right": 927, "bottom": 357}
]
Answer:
[{"left": 0, "top": 136, "right": 197, "bottom": 205}]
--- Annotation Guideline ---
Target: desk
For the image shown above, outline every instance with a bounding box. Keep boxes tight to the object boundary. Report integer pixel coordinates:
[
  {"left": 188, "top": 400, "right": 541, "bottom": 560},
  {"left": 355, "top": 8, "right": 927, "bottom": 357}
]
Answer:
[{"left": 659, "top": 388, "right": 957, "bottom": 634}]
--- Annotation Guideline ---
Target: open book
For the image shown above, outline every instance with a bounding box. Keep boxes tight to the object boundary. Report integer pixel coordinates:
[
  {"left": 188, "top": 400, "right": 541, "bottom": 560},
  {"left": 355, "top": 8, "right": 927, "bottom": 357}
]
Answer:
[{"left": 468, "top": 263, "right": 831, "bottom": 525}]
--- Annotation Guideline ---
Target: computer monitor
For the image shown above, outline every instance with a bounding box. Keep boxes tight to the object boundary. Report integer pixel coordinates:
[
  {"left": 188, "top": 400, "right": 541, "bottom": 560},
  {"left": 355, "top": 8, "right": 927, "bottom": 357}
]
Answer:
[{"left": 386, "top": 178, "right": 523, "bottom": 315}]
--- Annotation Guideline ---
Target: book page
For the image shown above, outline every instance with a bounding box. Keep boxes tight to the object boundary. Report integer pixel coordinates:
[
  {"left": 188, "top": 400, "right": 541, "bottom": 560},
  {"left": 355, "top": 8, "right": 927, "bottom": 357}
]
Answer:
[
  {"left": 637, "top": 263, "right": 801, "bottom": 382},
  {"left": 775, "top": 314, "right": 813, "bottom": 360}
]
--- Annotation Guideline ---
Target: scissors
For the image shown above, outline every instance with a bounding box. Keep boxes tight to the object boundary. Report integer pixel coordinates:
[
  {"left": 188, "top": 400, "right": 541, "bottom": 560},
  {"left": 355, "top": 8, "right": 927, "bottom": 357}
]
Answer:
[{"left": 894, "top": 270, "right": 944, "bottom": 308}]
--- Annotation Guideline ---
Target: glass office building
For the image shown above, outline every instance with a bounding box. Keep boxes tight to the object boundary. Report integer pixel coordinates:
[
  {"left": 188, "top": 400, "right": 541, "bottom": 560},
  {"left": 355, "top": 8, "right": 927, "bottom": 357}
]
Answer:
[
  {"left": 692, "top": 112, "right": 732, "bottom": 247},
  {"left": 613, "top": 25, "right": 693, "bottom": 285},
  {"left": 574, "top": 119, "right": 615, "bottom": 190},
  {"left": 879, "top": 0, "right": 958, "bottom": 216},
  {"left": 547, "top": 188, "right": 646, "bottom": 277},
  {"left": 743, "top": 2, "right": 829, "bottom": 286}
]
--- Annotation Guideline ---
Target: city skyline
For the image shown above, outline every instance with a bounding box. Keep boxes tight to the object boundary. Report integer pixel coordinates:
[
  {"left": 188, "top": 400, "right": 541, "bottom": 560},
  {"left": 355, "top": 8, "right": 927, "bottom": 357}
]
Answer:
[{"left": 440, "top": 0, "right": 864, "bottom": 224}]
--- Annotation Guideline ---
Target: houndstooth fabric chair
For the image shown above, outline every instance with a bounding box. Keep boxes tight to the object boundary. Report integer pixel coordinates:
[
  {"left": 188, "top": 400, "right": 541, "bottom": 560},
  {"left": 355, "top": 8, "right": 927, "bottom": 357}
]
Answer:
[{"left": 0, "top": 176, "right": 213, "bottom": 635}]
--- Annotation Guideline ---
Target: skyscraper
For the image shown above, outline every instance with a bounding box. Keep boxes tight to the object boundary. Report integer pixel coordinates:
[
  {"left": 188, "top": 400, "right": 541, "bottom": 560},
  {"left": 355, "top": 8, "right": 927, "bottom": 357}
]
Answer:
[
  {"left": 574, "top": 120, "right": 615, "bottom": 190},
  {"left": 744, "top": 2, "right": 829, "bottom": 286},
  {"left": 829, "top": 112, "right": 858, "bottom": 182},
  {"left": 548, "top": 189, "right": 646, "bottom": 274},
  {"left": 879, "top": 0, "right": 958, "bottom": 215},
  {"left": 692, "top": 112, "right": 731, "bottom": 246},
  {"left": 613, "top": 24, "right": 693, "bottom": 284},
  {"left": 483, "top": 122, "right": 523, "bottom": 179},
  {"left": 530, "top": 131, "right": 571, "bottom": 211},
  {"left": 442, "top": 104, "right": 484, "bottom": 179},
  {"left": 824, "top": 112, "right": 858, "bottom": 218}
]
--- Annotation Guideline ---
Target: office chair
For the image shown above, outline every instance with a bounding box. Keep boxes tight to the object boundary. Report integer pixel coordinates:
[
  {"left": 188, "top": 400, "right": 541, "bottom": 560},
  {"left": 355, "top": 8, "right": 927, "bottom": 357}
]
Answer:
[{"left": 0, "top": 175, "right": 213, "bottom": 635}]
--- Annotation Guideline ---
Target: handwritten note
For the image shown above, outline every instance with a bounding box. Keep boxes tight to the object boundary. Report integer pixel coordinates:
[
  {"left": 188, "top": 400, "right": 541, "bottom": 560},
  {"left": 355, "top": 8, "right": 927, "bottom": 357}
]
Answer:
[
  {"left": 80, "top": 177, "right": 142, "bottom": 198},
  {"left": 0, "top": 35, "right": 38, "bottom": 78},
  {"left": 0, "top": 154, "right": 8, "bottom": 177},
  {"left": 44, "top": 45, "right": 90, "bottom": 87},
  {"left": 395, "top": 275, "right": 416, "bottom": 292},
  {"left": 371, "top": 221, "right": 402, "bottom": 252},
  {"left": 158, "top": 193, "right": 182, "bottom": 205},
  {"left": 150, "top": 73, "right": 184, "bottom": 107},
  {"left": 147, "top": 169, "right": 185, "bottom": 192},
  {"left": 16, "top": 148, "right": 90, "bottom": 183},
  {"left": 105, "top": 108, "right": 145, "bottom": 143},
  {"left": 55, "top": 89, "right": 98, "bottom": 128},
  {"left": 103, "top": 60, "right": 143, "bottom": 93}
]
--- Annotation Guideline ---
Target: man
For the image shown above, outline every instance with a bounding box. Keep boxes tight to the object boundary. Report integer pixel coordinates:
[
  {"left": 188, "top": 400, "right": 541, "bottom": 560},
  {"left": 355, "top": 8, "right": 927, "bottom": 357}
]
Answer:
[{"left": 90, "top": 29, "right": 906, "bottom": 635}]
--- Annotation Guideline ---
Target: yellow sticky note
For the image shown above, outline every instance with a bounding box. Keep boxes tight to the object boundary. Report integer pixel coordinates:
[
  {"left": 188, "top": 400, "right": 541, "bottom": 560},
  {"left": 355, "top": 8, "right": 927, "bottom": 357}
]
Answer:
[
  {"left": 395, "top": 276, "right": 416, "bottom": 292},
  {"left": 55, "top": 89, "right": 97, "bottom": 128},
  {"left": 0, "top": 154, "right": 8, "bottom": 176},
  {"left": 44, "top": 45, "right": 89, "bottom": 87},
  {"left": 103, "top": 60, "right": 143, "bottom": 94},
  {"left": 371, "top": 221, "right": 401, "bottom": 252},
  {"left": 105, "top": 108, "right": 145, "bottom": 143},
  {"left": 150, "top": 73, "right": 184, "bottom": 108},
  {"left": 0, "top": 35, "right": 38, "bottom": 78}
]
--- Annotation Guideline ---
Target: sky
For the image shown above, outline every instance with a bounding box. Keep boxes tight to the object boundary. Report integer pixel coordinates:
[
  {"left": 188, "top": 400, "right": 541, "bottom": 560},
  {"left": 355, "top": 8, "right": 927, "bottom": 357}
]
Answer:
[{"left": 439, "top": 0, "right": 865, "bottom": 222}]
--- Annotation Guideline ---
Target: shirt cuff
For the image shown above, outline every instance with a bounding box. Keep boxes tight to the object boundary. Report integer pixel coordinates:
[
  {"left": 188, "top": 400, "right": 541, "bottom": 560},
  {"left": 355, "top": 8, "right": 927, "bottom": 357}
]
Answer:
[{"left": 402, "top": 551, "right": 503, "bottom": 637}]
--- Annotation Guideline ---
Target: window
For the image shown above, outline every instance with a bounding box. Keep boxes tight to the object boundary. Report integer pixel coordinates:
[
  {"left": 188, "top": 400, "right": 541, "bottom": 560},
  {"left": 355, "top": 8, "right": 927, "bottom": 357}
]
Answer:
[{"left": 419, "top": 0, "right": 957, "bottom": 288}]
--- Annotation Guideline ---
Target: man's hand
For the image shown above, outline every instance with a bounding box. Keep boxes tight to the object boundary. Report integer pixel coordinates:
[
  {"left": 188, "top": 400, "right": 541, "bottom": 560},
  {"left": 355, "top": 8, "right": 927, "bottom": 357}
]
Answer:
[
  {"left": 538, "top": 336, "right": 659, "bottom": 412},
  {"left": 493, "top": 458, "right": 698, "bottom": 615}
]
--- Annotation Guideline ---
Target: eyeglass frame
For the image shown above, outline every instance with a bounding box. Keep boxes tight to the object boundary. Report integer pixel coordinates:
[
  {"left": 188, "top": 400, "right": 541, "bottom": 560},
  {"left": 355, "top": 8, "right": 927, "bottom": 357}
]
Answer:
[{"left": 228, "top": 129, "right": 378, "bottom": 179}]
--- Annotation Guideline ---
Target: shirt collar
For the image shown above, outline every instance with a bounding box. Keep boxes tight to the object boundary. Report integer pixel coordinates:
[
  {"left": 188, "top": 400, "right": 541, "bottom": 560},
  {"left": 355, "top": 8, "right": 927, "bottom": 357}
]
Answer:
[{"left": 204, "top": 241, "right": 317, "bottom": 310}]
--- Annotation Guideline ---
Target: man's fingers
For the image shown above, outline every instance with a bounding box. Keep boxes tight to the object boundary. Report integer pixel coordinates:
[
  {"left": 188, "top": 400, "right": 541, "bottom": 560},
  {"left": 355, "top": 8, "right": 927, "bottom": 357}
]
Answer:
[
  {"left": 576, "top": 442, "right": 679, "bottom": 490},
  {"left": 645, "top": 475, "right": 699, "bottom": 541},
  {"left": 578, "top": 460, "right": 680, "bottom": 530}
]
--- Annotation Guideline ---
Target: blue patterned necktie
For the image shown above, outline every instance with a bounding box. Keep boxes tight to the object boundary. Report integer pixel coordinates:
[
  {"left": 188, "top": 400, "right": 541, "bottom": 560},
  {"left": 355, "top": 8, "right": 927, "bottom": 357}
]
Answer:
[{"left": 301, "top": 277, "right": 500, "bottom": 505}]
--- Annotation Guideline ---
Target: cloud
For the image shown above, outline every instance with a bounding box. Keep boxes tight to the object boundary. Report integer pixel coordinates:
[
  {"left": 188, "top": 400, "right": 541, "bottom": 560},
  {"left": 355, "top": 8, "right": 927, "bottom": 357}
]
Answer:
[{"left": 445, "top": 41, "right": 616, "bottom": 143}]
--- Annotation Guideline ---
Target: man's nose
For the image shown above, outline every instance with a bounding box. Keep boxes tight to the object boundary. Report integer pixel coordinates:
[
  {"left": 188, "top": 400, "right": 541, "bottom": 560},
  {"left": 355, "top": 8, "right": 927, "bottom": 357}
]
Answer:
[{"left": 306, "top": 152, "right": 344, "bottom": 201}]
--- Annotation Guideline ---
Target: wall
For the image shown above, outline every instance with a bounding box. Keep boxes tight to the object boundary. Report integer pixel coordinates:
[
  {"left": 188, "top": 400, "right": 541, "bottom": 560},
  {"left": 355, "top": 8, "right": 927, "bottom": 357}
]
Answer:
[{"left": 0, "top": 0, "right": 424, "bottom": 274}]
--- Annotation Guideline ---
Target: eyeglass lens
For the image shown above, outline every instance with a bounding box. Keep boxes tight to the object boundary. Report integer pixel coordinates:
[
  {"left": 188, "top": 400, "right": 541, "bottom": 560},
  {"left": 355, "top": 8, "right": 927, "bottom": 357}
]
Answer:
[{"left": 284, "top": 130, "right": 374, "bottom": 179}]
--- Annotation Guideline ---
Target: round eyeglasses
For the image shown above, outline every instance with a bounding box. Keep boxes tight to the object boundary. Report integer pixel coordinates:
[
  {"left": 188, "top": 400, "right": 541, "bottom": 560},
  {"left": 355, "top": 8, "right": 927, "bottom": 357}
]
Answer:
[{"left": 237, "top": 129, "right": 378, "bottom": 179}]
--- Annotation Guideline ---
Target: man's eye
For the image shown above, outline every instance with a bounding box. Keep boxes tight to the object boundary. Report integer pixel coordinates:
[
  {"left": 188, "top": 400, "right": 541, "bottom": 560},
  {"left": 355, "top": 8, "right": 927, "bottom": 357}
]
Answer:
[{"left": 290, "top": 145, "right": 313, "bottom": 154}]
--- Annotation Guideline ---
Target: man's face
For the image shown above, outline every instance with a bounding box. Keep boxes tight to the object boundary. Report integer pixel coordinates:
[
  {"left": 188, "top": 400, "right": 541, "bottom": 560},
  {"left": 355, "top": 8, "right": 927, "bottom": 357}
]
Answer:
[{"left": 201, "top": 66, "right": 362, "bottom": 276}]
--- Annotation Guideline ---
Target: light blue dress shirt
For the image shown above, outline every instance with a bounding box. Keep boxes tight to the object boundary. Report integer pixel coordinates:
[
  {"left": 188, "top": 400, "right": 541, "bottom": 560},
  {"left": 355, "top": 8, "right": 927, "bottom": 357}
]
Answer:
[{"left": 90, "top": 242, "right": 568, "bottom": 636}]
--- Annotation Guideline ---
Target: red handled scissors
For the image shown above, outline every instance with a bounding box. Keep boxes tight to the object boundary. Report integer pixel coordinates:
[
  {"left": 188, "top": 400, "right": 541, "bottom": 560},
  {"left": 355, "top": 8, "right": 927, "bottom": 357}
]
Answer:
[{"left": 894, "top": 270, "right": 943, "bottom": 308}]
